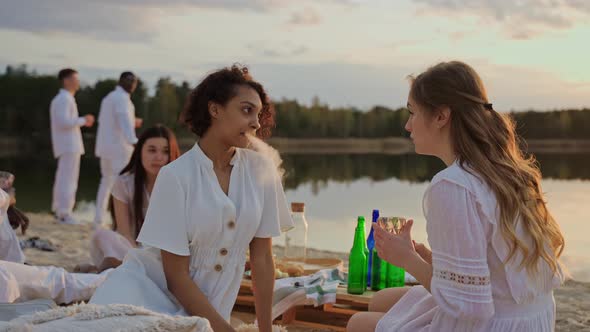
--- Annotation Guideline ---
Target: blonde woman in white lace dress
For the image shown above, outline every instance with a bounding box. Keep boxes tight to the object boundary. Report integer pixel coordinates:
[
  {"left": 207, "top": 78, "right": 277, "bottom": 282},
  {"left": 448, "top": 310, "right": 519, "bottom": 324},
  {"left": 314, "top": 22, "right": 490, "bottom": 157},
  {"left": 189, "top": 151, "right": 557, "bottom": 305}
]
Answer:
[{"left": 347, "top": 61, "right": 565, "bottom": 332}]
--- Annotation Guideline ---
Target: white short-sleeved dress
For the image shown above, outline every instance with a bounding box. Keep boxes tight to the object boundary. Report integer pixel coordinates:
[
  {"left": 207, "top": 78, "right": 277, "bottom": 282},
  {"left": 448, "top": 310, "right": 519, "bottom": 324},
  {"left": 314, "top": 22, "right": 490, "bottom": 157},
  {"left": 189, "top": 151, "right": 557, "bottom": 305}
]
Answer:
[
  {"left": 90, "top": 173, "right": 148, "bottom": 265},
  {"left": 376, "top": 161, "right": 563, "bottom": 332},
  {"left": 90, "top": 143, "right": 294, "bottom": 321}
]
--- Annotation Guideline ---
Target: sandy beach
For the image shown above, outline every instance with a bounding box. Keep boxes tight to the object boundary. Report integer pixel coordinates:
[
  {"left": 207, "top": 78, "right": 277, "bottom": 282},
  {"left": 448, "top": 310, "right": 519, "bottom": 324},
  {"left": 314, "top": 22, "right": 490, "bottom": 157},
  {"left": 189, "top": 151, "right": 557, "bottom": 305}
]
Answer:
[{"left": 14, "top": 213, "right": 590, "bottom": 331}]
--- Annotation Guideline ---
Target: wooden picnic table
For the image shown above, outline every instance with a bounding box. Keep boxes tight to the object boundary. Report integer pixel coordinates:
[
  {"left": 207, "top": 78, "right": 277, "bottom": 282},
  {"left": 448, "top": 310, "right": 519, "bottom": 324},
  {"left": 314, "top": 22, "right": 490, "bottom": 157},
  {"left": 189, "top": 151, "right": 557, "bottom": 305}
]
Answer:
[{"left": 235, "top": 279, "right": 378, "bottom": 331}]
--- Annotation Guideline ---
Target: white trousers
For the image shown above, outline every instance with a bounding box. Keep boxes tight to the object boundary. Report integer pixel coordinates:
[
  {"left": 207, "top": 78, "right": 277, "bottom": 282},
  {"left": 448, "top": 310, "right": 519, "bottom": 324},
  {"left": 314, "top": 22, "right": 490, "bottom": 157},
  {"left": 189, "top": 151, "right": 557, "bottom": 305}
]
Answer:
[
  {"left": 94, "top": 157, "right": 129, "bottom": 225},
  {"left": 51, "top": 153, "right": 81, "bottom": 218},
  {"left": 0, "top": 260, "right": 110, "bottom": 304}
]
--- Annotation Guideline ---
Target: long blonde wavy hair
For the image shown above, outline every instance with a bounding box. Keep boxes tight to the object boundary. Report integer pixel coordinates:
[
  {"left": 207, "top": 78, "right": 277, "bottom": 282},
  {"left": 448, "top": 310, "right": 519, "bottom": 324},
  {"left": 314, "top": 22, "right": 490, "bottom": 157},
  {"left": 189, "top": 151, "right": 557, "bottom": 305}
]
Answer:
[{"left": 409, "top": 61, "right": 564, "bottom": 274}]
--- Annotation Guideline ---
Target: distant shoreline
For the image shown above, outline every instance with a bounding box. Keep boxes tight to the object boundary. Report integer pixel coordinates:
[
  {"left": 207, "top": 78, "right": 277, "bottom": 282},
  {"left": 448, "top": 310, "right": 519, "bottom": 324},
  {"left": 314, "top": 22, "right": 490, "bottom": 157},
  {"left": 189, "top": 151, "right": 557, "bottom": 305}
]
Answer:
[
  {"left": 2, "top": 136, "right": 590, "bottom": 157},
  {"left": 186, "top": 137, "right": 590, "bottom": 155}
]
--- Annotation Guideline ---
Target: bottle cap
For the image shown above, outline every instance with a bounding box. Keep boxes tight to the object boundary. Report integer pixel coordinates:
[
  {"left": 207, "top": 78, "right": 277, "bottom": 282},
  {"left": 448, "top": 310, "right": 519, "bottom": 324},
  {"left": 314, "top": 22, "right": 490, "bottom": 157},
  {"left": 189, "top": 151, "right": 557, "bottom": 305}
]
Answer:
[
  {"left": 372, "top": 209, "right": 379, "bottom": 222},
  {"left": 291, "top": 202, "right": 305, "bottom": 212}
]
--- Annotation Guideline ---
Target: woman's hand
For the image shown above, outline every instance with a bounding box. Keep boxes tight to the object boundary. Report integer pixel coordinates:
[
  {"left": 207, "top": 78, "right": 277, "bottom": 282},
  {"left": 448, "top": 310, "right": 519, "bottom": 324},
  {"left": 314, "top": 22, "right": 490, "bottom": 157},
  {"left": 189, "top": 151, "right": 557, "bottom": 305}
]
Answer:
[{"left": 373, "top": 219, "right": 419, "bottom": 269}]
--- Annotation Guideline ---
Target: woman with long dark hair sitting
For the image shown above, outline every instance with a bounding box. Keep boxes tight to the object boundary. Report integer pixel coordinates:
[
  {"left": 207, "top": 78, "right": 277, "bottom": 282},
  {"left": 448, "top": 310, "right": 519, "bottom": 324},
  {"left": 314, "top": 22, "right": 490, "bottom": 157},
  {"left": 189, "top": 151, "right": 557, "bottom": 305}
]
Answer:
[{"left": 76, "top": 125, "right": 180, "bottom": 273}]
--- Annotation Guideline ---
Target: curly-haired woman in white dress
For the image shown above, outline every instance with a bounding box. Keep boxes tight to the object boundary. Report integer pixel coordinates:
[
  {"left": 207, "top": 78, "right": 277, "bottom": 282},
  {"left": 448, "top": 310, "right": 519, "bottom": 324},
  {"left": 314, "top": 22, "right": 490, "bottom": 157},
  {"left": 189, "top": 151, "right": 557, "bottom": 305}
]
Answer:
[
  {"left": 91, "top": 65, "right": 293, "bottom": 332},
  {"left": 347, "top": 61, "right": 565, "bottom": 332}
]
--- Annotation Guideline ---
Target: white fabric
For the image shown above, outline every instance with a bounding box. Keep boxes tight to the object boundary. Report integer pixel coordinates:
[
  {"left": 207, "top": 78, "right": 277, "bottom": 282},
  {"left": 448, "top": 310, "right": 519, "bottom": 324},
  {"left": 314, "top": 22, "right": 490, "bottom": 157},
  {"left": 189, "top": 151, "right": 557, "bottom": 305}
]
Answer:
[
  {"left": 90, "top": 173, "right": 148, "bottom": 265},
  {"left": 51, "top": 152, "right": 81, "bottom": 218},
  {"left": 0, "top": 261, "right": 20, "bottom": 302},
  {"left": 0, "top": 189, "right": 24, "bottom": 264},
  {"left": 94, "top": 157, "right": 130, "bottom": 225},
  {"left": 0, "top": 260, "right": 110, "bottom": 304},
  {"left": 90, "top": 229, "right": 134, "bottom": 266},
  {"left": 49, "top": 89, "right": 85, "bottom": 158},
  {"left": 376, "top": 161, "right": 563, "bottom": 332},
  {"left": 90, "top": 143, "right": 294, "bottom": 321},
  {"left": 0, "top": 303, "right": 213, "bottom": 332},
  {"left": 95, "top": 86, "right": 138, "bottom": 160},
  {"left": 111, "top": 173, "right": 150, "bottom": 230},
  {"left": 0, "top": 298, "right": 57, "bottom": 321}
]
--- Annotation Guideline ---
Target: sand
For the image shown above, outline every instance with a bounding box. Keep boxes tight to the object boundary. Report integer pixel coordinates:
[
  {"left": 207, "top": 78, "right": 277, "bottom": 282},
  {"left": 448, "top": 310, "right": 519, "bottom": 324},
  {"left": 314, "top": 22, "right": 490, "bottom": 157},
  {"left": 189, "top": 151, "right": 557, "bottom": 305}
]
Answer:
[{"left": 14, "top": 213, "right": 590, "bottom": 332}]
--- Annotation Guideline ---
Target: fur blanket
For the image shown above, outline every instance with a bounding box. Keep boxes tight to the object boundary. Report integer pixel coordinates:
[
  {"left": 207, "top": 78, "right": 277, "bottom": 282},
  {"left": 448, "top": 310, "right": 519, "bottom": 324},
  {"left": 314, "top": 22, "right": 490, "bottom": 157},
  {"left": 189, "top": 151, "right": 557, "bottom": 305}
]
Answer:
[
  {"left": 0, "top": 303, "right": 211, "bottom": 332},
  {"left": 0, "top": 303, "right": 288, "bottom": 332}
]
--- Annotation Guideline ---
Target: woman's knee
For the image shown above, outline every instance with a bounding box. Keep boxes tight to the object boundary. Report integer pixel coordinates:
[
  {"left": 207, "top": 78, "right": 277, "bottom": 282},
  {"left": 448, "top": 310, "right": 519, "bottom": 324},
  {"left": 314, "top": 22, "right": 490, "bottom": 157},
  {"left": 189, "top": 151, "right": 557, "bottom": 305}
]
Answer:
[
  {"left": 368, "top": 286, "right": 412, "bottom": 313},
  {"left": 347, "top": 312, "right": 384, "bottom": 332}
]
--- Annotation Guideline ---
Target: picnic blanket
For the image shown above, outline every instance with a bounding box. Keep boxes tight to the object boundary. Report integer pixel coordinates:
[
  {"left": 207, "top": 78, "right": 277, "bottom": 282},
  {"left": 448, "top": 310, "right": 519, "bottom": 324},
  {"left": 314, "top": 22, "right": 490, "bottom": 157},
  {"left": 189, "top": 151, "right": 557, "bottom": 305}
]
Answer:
[
  {"left": 271, "top": 268, "right": 346, "bottom": 320},
  {"left": 270, "top": 268, "right": 418, "bottom": 320},
  {"left": 0, "top": 303, "right": 212, "bottom": 332}
]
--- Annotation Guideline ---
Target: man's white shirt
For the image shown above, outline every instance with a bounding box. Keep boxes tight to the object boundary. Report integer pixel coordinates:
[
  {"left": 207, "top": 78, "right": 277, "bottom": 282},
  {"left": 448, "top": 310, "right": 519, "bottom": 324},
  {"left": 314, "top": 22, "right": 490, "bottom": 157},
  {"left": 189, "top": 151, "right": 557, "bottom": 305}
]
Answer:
[
  {"left": 95, "top": 86, "right": 138, "bottom": 160},
  {"left": 49, "top": 89, "right": 85, "bottom": 158}
]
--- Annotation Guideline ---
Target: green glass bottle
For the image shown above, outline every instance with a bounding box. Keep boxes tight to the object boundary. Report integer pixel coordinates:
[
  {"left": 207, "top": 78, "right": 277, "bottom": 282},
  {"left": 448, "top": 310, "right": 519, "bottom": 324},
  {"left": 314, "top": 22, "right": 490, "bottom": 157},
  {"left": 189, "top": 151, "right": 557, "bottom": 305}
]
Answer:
[
  {"left": 361, "top": 216, "right": 369, "bottom": 286},
  {"left": 386, "top": 263, "right": 405, "bottom": 288},
  {"left": 386, "top": 217, "right": 406, "bottom": 288},
  {"left": 347, "top": 216, "right": 368, "bottom": 294},
  {"left": 370, "top": 249, "right": 388, "bottom": 290}
]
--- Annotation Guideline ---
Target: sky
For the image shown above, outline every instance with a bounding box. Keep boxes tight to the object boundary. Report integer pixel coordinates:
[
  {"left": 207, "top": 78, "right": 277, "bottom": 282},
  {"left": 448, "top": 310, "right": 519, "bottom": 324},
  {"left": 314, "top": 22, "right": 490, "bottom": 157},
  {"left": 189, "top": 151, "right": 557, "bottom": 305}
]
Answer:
[{"left": 0, "top": 0, "right": 589, "bottom": 111}]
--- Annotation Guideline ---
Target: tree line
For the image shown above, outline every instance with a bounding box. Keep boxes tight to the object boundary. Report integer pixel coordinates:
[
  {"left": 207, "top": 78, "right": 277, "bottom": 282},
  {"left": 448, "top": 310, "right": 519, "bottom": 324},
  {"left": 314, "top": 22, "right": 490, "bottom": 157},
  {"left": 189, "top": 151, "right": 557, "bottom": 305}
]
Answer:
[{"left": 1, "top": 65, "right": 589, "bottom": 143}]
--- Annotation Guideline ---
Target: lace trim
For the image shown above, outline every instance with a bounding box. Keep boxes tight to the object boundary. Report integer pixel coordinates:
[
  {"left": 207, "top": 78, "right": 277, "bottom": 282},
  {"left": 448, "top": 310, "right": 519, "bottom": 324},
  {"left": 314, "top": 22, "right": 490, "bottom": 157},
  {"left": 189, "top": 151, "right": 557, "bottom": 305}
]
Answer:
[{"left": 435, "top": 269, "right": 490, "bottom": 286}]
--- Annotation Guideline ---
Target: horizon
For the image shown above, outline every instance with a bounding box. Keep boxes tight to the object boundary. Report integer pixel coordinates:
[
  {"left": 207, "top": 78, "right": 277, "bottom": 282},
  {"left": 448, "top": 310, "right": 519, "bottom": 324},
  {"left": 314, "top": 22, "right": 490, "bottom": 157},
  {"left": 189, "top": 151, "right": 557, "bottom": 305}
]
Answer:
[{"left": 1, "top": 1, "right": 589, "bottom": 112}]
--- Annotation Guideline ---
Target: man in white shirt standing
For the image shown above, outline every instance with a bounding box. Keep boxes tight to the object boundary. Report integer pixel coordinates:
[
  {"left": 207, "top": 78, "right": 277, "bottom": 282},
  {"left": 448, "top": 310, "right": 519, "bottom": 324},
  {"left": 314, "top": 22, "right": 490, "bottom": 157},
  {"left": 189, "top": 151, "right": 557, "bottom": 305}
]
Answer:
[
  {"left": 94, "top": 72, "right": 142, "bottom": 227},
  {"left": 50, "top": 68, "right": 95, "bottom": 224}
]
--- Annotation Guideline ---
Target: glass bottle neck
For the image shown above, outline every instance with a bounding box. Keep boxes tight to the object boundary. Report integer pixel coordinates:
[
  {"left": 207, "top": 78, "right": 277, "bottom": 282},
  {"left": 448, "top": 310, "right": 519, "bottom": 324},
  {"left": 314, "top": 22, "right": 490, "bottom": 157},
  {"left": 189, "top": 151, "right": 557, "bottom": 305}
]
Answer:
[{"left": 353, "top": 222, "right": 366, "bottom": 249}]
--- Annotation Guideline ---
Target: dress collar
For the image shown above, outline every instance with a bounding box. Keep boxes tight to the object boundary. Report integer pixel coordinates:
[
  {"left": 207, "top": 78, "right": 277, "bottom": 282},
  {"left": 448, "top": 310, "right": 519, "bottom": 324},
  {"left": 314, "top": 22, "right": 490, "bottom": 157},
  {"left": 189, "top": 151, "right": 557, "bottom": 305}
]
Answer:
[{"left": 192, "top": 142, "right": 240, "bottom": 169}]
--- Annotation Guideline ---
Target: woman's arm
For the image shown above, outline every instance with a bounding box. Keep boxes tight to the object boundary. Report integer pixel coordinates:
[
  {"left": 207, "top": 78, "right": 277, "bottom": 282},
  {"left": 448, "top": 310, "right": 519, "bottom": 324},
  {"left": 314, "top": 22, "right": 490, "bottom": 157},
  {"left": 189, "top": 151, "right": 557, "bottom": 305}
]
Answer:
[
  {"left": 161, "top": 250, "right": 235, "bottom": 332},
  {"left": 403, "top": 252, "right": 433, "bottom": 291},
  {"left": 112, "top": 197, "right": 137, "bottom": 247},
  {"left": 97, "top": 257, "right": 122, "bottom": 272},
  {"left": 249, "top": 237, "right": 275, "bottom": 332}
]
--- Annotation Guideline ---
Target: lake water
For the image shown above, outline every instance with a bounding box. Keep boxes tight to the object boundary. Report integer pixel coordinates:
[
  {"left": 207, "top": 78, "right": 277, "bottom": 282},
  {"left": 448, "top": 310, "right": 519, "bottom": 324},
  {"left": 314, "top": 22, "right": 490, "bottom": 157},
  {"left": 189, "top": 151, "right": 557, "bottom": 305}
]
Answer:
[{"left": 1, "top": 152, "right": 589, "bottom": 281}]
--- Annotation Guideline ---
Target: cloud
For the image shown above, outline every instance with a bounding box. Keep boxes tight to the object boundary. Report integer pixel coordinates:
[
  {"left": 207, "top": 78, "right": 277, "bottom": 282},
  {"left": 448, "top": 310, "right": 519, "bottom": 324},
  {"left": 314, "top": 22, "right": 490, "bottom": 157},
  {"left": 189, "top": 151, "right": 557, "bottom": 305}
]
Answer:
[
  {"left": 0, "top": 0, "right": 155, "bottom": 42},
  {"left": 247, "top": 42, "right": 309, "bottom": 58},
  {"left": 0, "top": 0, "right": 348, "bottom": 42},
  {"left": 287, "top": 7, "right": 322, "bottom": 26},
  {"left": 413, "top": 0, "right": 590, "bottom": 39},
  {"left": 0, "top": 0, "right": 285, "bottom": 42},
  {"left": 97, "top": 0, "right": 292, "bottom": 11},
  {"left": 387, "top": 38, "right": 432, "bottom": 50},
  {"left": 248, "top": 61, "right": 590, "bottom": 111}
]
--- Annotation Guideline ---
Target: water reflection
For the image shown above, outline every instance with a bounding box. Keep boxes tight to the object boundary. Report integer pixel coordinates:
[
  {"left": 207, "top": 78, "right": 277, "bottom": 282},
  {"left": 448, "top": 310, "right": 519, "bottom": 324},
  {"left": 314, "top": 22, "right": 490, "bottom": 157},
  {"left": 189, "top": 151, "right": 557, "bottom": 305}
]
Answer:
[
  {"left": 282, "top": 153, "right": 590, "bottom": 194},
  {"left": 2, "top": 152, "right": 590, "bottom": 212},
  {"left": 2, "top": 153, "right": 589, "bottom": 281}
]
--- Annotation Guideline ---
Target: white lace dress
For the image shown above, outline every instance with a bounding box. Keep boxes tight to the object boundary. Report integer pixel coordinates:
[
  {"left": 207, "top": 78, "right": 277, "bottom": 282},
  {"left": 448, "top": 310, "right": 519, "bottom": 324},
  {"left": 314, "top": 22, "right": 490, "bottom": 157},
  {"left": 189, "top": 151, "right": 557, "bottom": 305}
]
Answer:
[{"left": 376, "top": 161, "right": 563, "bottom": 332}]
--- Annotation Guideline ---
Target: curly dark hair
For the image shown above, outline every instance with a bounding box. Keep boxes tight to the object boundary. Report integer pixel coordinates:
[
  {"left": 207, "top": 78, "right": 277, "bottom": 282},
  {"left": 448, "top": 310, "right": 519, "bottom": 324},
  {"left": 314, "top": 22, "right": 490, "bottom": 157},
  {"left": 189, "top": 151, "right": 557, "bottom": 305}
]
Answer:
[{"left": 180, "top": 64, "right": 275, "bottom": 139}]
